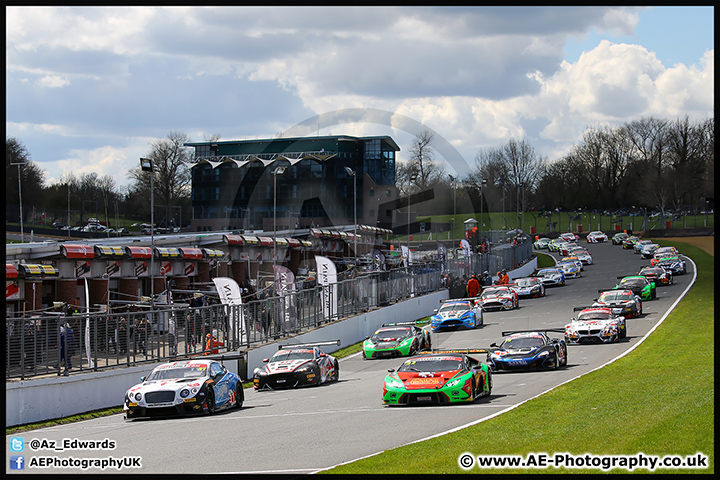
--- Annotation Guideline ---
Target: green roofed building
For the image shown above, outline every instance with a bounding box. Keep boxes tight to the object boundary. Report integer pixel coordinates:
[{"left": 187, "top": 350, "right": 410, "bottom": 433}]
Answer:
[{"left": 185, "top": 135, "right": 401, "bottom": 235}]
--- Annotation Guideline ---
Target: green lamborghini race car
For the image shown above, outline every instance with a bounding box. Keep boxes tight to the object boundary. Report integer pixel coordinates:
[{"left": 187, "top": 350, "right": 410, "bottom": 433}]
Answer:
[
  {"left": 362, "top": 322, "right": 432, "bottom": 360},
  {"left": 613, "top": 275, "right": 657, "bottom": 300},
  {"left": 382, "top": 349, "right": 492, "bottom": 405}
]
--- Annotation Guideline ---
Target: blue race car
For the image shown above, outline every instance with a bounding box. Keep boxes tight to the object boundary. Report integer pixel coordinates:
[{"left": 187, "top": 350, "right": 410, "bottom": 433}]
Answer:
[
  {"left": 430, "top": 299, "right": 483, "bottom": 332},
  {"left": 487, "top": 330, "right": 567, "bottom": 371}
]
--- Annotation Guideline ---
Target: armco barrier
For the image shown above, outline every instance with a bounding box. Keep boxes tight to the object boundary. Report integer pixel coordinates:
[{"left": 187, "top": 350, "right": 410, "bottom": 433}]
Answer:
[{"left": 5, "top": 290, "right": 448, "bottom": 427}]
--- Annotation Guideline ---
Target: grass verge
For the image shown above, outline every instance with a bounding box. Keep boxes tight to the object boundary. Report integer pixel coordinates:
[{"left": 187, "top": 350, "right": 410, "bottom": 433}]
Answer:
[{"left": 321, "top": 239, "right": 714, "bottom": 474}]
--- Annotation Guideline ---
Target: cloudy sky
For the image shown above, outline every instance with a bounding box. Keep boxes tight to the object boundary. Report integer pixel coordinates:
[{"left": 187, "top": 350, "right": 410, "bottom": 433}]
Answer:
[{"left": 6, "top": 6, "right": 714, "bottom": 189}]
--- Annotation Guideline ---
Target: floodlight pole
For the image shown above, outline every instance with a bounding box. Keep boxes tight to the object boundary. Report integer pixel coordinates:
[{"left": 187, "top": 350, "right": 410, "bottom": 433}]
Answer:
[
  {"left": 11, "top": 162, "right": 24, "bottom": 242},
  {"left": 345, "top": 167, "right": 357, "bottom": 260},
  {"left": 140, "top": 158, "right": 155, "bottom": 309}
]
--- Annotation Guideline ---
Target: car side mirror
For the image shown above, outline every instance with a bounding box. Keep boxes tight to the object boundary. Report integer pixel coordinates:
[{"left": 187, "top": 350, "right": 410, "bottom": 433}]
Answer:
[
  {"left": 262, "top": 358, "right": 269, "bottom": 363},
  {"left": 387, "top": 369, "right": 395, "bottom": 373},
  {"left": 433, "top": 309, "right": 438, "bottom": 313},
  {"left": 490, "top": 343, "right": 497, "bottom": 347},
  {"left": 140, "top": 376, "right": 145, "bottom": 382}
]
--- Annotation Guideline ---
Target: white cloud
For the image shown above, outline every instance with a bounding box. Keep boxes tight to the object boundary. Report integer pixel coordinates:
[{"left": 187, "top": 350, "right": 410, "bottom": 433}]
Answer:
[{"left": 37, "top": 75, "right": 70, "bottom": 88}]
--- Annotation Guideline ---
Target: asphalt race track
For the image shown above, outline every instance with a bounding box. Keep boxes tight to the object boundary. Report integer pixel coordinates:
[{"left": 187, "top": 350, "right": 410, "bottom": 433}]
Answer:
[{"left": 5, "top": 241, "right": 695, "bottom": 474}]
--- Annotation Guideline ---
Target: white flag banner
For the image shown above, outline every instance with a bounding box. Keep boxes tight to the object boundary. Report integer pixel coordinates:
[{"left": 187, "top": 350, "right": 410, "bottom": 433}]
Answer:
[
  {"left": 401, "top": 245, "right": 409, "bottom": 268},
  {"left": 84, "top": 278, "right": 93, "bottom": 368},
  {"left": 212, "top": 277, "right": 245, "bottom": 347},
  {"left": 274, "top": 265, "right": 298, "bottom": 332},
  {"left": 315, "top": 255, "right": 337, "bottom": 321}
]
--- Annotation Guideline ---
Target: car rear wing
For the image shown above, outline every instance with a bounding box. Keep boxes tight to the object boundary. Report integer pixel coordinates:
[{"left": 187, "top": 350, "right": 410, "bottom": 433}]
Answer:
[
  {"left": 278, "top": 340, "right": 341, "bottom": 350},
  {"left": 415, "top": 348, "right": 488, "bottom": 355},
  {"left": 439, "top": 297, "right": 479, "bottom": 303},
  {"left": 501, "top": 328, "right": 566, "bottom": 337}
]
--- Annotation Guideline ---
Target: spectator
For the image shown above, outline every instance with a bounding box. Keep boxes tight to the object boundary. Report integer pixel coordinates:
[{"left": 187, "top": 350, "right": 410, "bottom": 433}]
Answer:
[
  {"left": 56, "top": 322, "right": 73, "bottom": 375},
  {"left": 118, "top": 317, "right": 128, "bottom": 355},
  {"left": 135, "top": 318, "right": 147, "bottom": 355}
]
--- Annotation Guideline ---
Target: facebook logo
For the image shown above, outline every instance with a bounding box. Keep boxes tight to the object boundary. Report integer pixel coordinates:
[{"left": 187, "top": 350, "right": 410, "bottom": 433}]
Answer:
[
  {"left": 9, "top": 436, "right": 25, "bottom": 452},
  {"left": 10, "top": 455, "right": 25, "bottom": 470}
]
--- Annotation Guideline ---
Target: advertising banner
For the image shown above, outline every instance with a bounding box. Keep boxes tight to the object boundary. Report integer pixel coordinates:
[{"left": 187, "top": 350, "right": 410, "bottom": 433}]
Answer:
[
  {"left": 315, "top": 255, "right": 337, "bottom": 321},
  {"left": 273, "top": 265, "right": 298, "bottom": 332},
  {"left": 212, "top": 277, "right": 246, "bottom": 346}
]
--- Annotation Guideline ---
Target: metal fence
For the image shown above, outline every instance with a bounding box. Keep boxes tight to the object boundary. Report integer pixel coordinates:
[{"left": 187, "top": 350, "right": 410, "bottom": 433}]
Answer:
[{"left": 5, "top": 234, "right": 534, "bottom": 380}]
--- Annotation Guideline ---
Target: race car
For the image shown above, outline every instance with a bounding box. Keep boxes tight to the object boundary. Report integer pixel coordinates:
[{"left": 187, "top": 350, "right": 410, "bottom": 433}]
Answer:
[
  {"left": 565, "top": 306, "right": 626, "bottom": 344},
  {"left": 556, "top": 259, "right": 582, "bottom": 278},
  {"left": 430, "top": 299, "right": 483, "bottom": 331},
  {"left": 622, "top": 235, "right": 640, "bottom": 249},
  {"left": 253, "top": 341, "right": 340, "bottom": 390},
  {"left": 362, "top": 321, "right": 432, "bottom": 360},
  {"left": 613, "top": 275, "right": 657, "bottom": 300},
  {"left": 633, "top": 239, "right": 654, "bottom": 254},
  {"left": 487, "top": 330, "right": 567, "bottom": 371},
  {"left": 593, "top": 289, "right": 642, "bottom": 318},
  {"left": 586, "top": 231, "right": 608, "bottom": 243},
  {"left": 638, "top": 266, "right": 673, "bottom": 286},
  {"left": 640, "top": 243, "right": 660, "bottom": 259},
  {"left": 561, "top": 256, "right": 585, "bottom": 271},
  {"left": 567, "top": 248, "right": 593, "bottom": 265},
  {"left": 477, "top": 286, "right": 519, "bottom": 311},
  {"left": 533, "top": 237, "right": 551, "bottom": 249},
  {"left": 124, "top": 358, "right": 244, "bottom": 419},
  {"left": 508, "top": 276, "right": 546, "bottom": 298},
  {"left": 382, "top": 349, "right": 492, "bottom": 405},
  {"left": 547, "top": 239, "right": 563, "bottom": 252},
  {"left": 654, "top": 255, "right": 687, "bottom": 275},
  {"left": 559, "top": 242, "right": 579, "bottom": 256},
  {"left": 534, "top": 267, "right": 566, "bottom": 287},
  {"left": 560, "top": 232, "right": 580, "bottom": 243},
  {"left": 654, "top": 246, "right": 679, "bottom": 257},
  {"left": 611, "top": 232, "right": 629, "bottom": 245}
]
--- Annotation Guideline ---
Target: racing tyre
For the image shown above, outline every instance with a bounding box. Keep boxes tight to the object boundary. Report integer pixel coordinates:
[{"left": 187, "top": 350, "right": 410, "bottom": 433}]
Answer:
[
  {"left": 206, "top": 387, "right": 216, "bottom": 415},
  {"left": 332, "top": 360, "right": 340, "bottom": 382},
  {"left": 560, "top": 346, "right": 568, "bottom": 367},
  {"left": 235, "top": 382, "right": 244, "bottom": 409}
]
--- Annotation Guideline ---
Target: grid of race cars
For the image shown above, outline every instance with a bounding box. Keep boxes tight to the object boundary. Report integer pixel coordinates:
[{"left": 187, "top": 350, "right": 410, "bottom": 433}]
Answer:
[{"left": 123, "top": 233, "right": 685, "bottom": 415}]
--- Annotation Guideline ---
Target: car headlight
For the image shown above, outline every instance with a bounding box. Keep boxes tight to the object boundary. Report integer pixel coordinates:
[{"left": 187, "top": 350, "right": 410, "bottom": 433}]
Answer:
[
  {"left": 445, "top": 377, "right": 463, "bottom": 388},
  {"left": 134, "top": 392, "right": 142, "bottom": 401},
  {"left": 295, "top": 365, "right": 313, "bottom": 373},
  {"left": 385, "top": 377, "right": 404, "bottom": 389},
  {"left": 180, "top": 389, "right": 190, "bottom": 398},
  {"left": 538, "top": 351, "right": 550, "bottom": 357}
]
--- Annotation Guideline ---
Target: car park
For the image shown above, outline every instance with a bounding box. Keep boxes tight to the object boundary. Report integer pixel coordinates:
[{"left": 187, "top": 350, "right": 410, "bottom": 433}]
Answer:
[
  {"left": 124, "top": 359, "right": 243, "bottom": 419},
  {"left": 487, "top": 330, "right": 567, "bottom": 371},
  {"left": 565, "top": 306, "right": 626, "bottom": 344},
  {"left": 430, "top": 299, "right": 483, "bottom": 331},
  {"left": 253, "top": 341, "right": 340, "bottom": 390},
  {"left": 382, "top": 349, "right": 492, "bottom": 405},
  {"left": 362, "top": 322, "right": 432, "bottom": 360}
]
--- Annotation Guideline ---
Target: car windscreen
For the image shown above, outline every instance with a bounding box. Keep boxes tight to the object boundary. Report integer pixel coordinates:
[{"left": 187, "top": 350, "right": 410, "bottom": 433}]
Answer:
[
  {"left": 270, "top": 350, "right": 314, "bottom": 362},
  {"left": 620, "top": 278, "right": 646, "bottom": 288},
  {"left": 372, "top": 328, "right": 411, "bottom": 341},
  {"left": 501, "top": 336, "right": 544, "bottom": 349},
  {"left": 399, "top": 357, "right": 463, "bottom": 372},
  {"left": 598, "top": 291, "right": 634, "bottom": 302},
  {"left": 578, "top": 311, "right": 612, "bottom": 320},
  {"left": 439, "top": 303, "right": 470, "bottom": 314},
  {"left": 482, "top": 288, "right": 506, "bottom": 297},
  {"left": 514, "top": 278, "right": 537, "bottom": 286},
  {"left": 146, "top": 366, "right": 207, "bottom": 381}
]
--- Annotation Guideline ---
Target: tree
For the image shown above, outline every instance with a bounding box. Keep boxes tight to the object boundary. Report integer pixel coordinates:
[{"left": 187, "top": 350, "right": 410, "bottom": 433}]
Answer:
[
  {"left": 6, "top": 137, "right": 45, "bottom": 224},
  {"left": 399, "top": 130, "right": 446, "bottom": 194},
  {"left": 128, "top": 131, "right": 193, "bottom": 228}
]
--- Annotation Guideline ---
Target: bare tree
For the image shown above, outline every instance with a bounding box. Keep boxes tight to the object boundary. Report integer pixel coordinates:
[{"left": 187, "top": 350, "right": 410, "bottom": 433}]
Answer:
[{"left": 127, "top": 131, "right": 193, "bottom": 228}]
